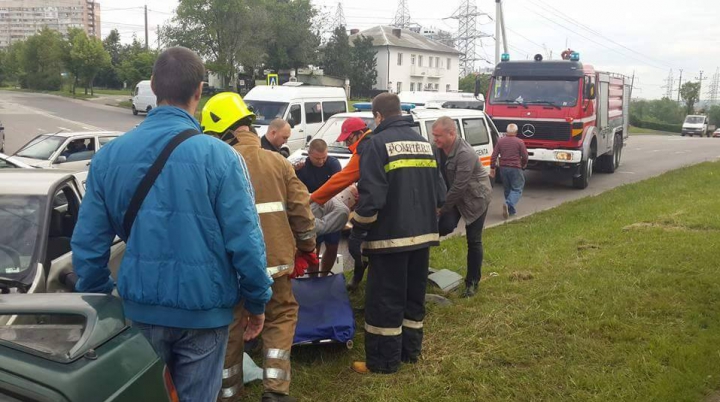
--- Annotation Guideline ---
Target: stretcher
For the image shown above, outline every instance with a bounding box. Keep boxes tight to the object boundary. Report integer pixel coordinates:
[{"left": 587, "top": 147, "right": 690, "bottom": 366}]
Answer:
[{"left": 291, "top": 273, "right": 355, "bottom": 349}]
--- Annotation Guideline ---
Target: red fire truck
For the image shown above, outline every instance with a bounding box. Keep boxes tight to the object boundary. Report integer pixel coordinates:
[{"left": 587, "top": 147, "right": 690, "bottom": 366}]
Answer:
[{"left": 484, "top": 52, "right": 631, "bottom": 189}]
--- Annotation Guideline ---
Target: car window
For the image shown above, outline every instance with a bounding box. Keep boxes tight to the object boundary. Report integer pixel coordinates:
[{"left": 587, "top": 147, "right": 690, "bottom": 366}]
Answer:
[
  {"left": 424, "top": 119, "right": 461, "bottom": 139},
  {"left": 462, "top": 118, "right": 490, "bottom": 146},
  {"left": 0, "top": 159, "right": 16, "bottom": 169},
  {"left": 0, "top": 195, "right": 43, "bottom": 277},
  {"left": 98, "top": 136, "right": 118, "bottom": 147},
  {"left": 15, "top": 135, "right": 66, "bottom": 160},
  {"left": 322, "top": 101, "right": 346, "bottom": 121},
  {"left": 289, "top": 104, "right": 302, "bottom": 125},
  {"left": 58, "top": 138, "right": 95, "bottom": 162},
  {"left": 305, "top": 102, "right": 322, "bottom": 124}
]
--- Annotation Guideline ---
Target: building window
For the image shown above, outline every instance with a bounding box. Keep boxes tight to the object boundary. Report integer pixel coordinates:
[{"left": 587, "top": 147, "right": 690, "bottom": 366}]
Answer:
[
  {"left": 447, "top": 58, "right": 451, "bottom": 70},
  {"left": 411, "top": 54, "right": 416, "bottom": 65},
  {"left": 429, "top": 57, "right": 433, "bottom": 68},
  {"left": 397, "top": 53, "right": 403, "bottom": 66},
  {"left": 397, "top": 82, "right": 402, "bottom": 93},
  {"left": 418, "top": 55, "right": 423, "bottom": 67},
  {"left": 410, "top": 82, "right": 415, "bottom": 91},
  {"left": 435, "top": 83, "right": 439, "bottom": 91},
  {"left": 436, "top": 57, "right": 440, "bottom": 68},
  {"left": 446, "top": 84, "right": 451, "bottom": 92}
]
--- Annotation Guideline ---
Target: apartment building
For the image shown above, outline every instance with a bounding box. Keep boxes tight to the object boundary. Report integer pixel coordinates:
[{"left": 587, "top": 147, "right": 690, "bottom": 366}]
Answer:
[
  {"left": 350, "top": 26, "right": 461, "bottom": 94},
  {"left": 0, "top": 0, "right": 101, "bottom": 49}
]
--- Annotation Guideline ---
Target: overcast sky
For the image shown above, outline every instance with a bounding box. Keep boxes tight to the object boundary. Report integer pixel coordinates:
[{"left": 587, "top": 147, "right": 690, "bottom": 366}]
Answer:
[{"left": 99, "top": 0, "right": 720, "bottom": 100}]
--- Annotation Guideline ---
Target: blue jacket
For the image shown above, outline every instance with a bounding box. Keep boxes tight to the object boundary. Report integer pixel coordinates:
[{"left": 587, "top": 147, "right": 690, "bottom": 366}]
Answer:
[{"left": 71, "top": 106, "right": 272, "bottom": 329}]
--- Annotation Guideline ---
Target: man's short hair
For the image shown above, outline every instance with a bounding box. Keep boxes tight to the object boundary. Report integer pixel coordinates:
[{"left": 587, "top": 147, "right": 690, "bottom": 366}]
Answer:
[
  {"left": 507, "top": 123, "right": 519, "bottom": 134},
  {"left": 432, "top": 116, "right": 457, "bottom": 135},
  {"left": 372, "top": 93, "right": 401, "bottom": 118},
  {"left": 308, "top": 138, "right": 328, "bottom": 153},
  {"left": 151, "top": 47, "right": 206, "bottom": 106},
  {"left": 268, "top": 118, "right": 289, "bottom": 132}
]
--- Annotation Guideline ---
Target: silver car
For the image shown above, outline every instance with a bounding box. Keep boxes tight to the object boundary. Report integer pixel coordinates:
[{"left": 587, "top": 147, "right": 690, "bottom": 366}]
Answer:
[{"left": 11, "top": 131, "right": 123, "bottom": 171}]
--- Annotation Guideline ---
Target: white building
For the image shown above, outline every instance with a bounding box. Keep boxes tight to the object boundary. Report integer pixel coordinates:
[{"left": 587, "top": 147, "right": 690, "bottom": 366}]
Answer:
[{"left": 350, "top": 26, "right": 461, "bottom": 94}]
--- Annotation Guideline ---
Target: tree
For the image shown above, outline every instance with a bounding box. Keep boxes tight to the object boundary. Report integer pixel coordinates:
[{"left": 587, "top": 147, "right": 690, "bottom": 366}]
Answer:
[
  {"left": 265, "top": 0, "right": 320, "bottom": 72},
  {"left": 434, "top": 30, "right": 455, "bottom": 49},
  {"left": 1, "top": 42, "right": 25, "bottom": 86},
  {"left": 95, "top": 29, "right": 124, "bottom": 89},
  {"left": 349, "top": 35, "right": 377, "bottom": 98},
  {"left": 77, "top": 36, "right": 111, "bottom": 95},
  {"left": 322, "top": 26, "right": 351, "bottom": 78},
  {"left": 707, "top": 105, "right": 720, "bottom": 127},
  {"left": 19, "top": 28, "right": 65, "bottom": 90},
  {"left": 117, "top": 51, "right": 157, "bottom": 89},
  {"left": 160, "top": 0, "right": 270, "bottom": 88},
  {"left": 459, "top": 74, "right": 490, "bottom": 95},
  {"left": 680, "top": 81, "right": 701, "bottom": 115},
  {"left": 63, "top": 28, "right": 87, "bottom": 94}
]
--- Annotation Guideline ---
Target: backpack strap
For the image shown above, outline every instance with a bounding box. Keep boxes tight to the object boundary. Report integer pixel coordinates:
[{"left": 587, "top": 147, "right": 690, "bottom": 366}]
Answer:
[{"left": 122, "top": 129, "right": 200, "bottom": 238}]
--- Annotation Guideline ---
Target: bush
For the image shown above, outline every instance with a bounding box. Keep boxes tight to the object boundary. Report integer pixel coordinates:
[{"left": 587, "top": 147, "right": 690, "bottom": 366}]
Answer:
[{"left": 633, "top": 119, "right": 682, "bottom": 133}]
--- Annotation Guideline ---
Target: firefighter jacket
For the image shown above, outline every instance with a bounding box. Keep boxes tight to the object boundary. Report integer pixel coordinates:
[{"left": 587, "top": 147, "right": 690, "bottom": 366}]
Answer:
[
  {"left": 230, "top": 130, "right": 316, "bottom": 278},
  {"left": 351, "top": 116, "right": 444, "bottom": 254},
  {"left": 310, "top": 129, "right": 372, "bottom": 205}
]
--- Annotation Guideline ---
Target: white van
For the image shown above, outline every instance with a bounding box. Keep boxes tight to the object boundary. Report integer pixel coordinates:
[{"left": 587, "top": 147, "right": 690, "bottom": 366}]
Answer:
[
  {"left": 289, "top": 108, "right": 499, "bottom": 170},
  {"left": 131, "top": 80, "right": 157, "bottom": 116},
  {"left": 243, "top": 85, "right": 348, "bottom": 152},
  {"left": 399, "top": 91, "right": 485, "bottom": 110},
  {"left": 681, "top": 115, "right": 709, "bottom": 137}
]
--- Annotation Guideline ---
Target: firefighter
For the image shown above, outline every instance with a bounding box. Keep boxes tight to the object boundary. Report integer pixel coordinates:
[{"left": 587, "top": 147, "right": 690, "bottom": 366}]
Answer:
[
  {"left": 202, "top": 92, "right": 317, "bottom": 402},
  {"left": 309, "top": 117, "right": 373, "bottom": 290},
  {"left": 349, "top": 93, "right": 445, "bottom": 374}
]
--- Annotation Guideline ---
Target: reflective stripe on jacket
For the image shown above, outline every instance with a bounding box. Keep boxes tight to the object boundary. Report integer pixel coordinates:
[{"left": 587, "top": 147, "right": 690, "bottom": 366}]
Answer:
[
  {"left": 351, "top": 116, "right": 443, "bottom": 254},
  {"left": 231, "top": 131, "right": 316, "bottom": 278}
]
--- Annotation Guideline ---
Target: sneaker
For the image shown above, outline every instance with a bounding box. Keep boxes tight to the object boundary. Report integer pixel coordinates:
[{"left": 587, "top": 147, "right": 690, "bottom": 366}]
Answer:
[{"left": 502, "top": 204, "right": 509, "bottom": 219}]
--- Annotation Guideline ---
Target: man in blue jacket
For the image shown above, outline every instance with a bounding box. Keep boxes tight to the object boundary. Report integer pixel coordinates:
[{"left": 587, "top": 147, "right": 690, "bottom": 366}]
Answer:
[{"left": 71, "top": 47, "right": 272, "bottom": 402}]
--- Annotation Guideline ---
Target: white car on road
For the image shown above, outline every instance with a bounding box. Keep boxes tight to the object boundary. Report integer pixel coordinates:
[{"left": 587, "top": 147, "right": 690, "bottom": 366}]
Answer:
[
  {"left": 0, "top": 153, "right": 34, "bottom": 169},
  {"left": 11, "top": 131, "right": 123, "bottom": 171},
  {"left": 289, "top": 108, "right": 500, "bottom": 170}
]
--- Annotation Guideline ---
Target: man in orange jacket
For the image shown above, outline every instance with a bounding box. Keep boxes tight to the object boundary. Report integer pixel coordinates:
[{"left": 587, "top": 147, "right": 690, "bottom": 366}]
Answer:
[{"left": 309, "top": 117, "right": 372, "bottom": 290}]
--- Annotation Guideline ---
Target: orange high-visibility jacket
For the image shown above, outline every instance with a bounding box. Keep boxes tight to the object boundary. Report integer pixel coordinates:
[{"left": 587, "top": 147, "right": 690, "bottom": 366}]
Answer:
[{"left": 310, "top": 129, "right": 372, "bottom": 205}]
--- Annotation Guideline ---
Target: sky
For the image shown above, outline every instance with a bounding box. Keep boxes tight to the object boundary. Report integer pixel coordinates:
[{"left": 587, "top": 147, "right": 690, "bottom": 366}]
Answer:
[{"left": 99, "top": 0, "right": 720, "bottom": 100}]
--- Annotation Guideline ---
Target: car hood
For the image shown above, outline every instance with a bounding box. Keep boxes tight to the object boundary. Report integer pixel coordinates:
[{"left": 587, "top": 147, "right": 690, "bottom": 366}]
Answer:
[{"left": 10, "top": 156, "right": 52, "bottom": 168}]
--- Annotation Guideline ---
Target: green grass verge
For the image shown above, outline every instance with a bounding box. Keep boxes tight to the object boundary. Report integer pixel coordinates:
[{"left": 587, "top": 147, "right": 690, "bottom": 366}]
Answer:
[
  {"left": 93, "top": 88, "right": 132, "bottom": 96},
  {"left": 245, "top": 161, "right": 720, "bottom": 401},
  {"left": 629, "top": 125, "right": 677, "bottom": 136}
]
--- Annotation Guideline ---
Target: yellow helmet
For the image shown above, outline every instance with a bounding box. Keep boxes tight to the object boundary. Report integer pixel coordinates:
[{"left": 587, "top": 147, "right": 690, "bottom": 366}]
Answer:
[{"left": 201, "top": 92, "right": 256, "bottom": 135}]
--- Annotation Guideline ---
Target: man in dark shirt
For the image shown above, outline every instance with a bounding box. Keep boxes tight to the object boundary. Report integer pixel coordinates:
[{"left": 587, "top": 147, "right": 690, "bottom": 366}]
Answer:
[
  {"left": 297, "top": 139, "right": 342, "bottom": 276},
  {"left": 490, "top": 123, "right": 529, "bottom": 218},
  {"left": 261, "top": 118, "right": 291, "bottom": 158}
]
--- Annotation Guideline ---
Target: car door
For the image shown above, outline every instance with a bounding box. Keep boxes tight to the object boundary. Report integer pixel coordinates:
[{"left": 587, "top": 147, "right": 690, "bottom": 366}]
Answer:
[
  {"left": 286, "top": 103, "right": 305, "bottom": 150},
  {"left": 460, "top": 118, "right": 494, "bottom": 168},
  {"left": 53, "top": 137, "right": 97, "bottom": 171}
]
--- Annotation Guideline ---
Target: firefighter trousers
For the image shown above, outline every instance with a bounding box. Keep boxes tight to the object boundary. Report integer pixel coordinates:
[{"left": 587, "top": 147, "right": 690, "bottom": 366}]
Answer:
[
  {"left": 364, "top": 248, "right": 429, "bottom": 374},
  {"left": 219, "top": 275, "right": 298, "bottom": 401}
]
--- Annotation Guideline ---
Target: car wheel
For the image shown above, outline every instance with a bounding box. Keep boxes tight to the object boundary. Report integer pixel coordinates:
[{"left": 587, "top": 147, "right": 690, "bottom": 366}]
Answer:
[
  {"left": 573, "top": 153, "right": 594, "bottom": 189},
  {"left": 132, "top": 105, "right": 138, "bottom": 116},
  {"left": 146, "top": 106, "right": 152, "bottom": 114}
]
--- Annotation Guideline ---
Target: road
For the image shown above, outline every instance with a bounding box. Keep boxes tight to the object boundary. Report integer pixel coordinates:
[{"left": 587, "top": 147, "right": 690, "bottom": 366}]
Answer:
[
  {"left": 2, "top": 90, "right": 720, "bottom": 252},
  {"left": 0, "top": 90, "right": 140, "bottom": 154}
]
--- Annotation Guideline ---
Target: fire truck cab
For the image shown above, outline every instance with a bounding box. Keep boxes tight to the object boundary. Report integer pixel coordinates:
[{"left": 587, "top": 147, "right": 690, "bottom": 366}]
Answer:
[{"left": 485, "top": 53, "right": 631, "bottom": 189}]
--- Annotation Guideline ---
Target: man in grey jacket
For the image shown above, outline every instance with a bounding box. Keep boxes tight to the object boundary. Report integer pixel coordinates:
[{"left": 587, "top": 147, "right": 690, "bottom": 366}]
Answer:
[{"left": 432, "top": 116, "right": 492, "bottom": 297}]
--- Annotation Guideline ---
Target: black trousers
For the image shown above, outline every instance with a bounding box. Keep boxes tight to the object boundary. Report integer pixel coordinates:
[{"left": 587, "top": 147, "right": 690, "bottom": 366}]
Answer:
[
  {"left": 364, "top": 248, "right": 429, "bottom": 373},
  {"left": 439, "top": 207, "right": 488, "bottom": 286}
]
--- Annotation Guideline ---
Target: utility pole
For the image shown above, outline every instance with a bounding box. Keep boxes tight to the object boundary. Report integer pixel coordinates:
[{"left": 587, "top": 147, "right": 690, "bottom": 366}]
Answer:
[
  {"left": 331, "top": 1, "right": 346, "bottom": 30},
  {"left": 144, "top": 5, "right": 149, "bottom": 51},
  {"left": 677, "top": 69, "right": 683, "bottom": 102},
  {"left": 630, "top": 71, "right": 635, "bottom": 100},
  {"left": 696, "top": 70, "right": 706, "bottom": 105},
  {"left": 495, "top": 0, "right": 508, "bottom": 64},
  {"left": 392, "top": 0, "right": 412, "bottom": 29},
  {"left": 448, "top": 0, "right": 492, "bottom": 76}
]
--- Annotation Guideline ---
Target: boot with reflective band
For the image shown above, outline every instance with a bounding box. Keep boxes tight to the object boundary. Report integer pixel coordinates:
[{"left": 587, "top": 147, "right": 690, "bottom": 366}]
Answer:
[
  {"left": 262, "top": 275, "right": 298, "bottom": 395},
  {"left": 219, "top": 305, "right": 246, "bottom": 402}
]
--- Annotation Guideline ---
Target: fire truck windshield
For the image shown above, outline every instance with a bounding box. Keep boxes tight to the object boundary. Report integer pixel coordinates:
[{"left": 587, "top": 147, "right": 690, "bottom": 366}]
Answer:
[{"left": 490, "top": 77, "right": 580, "bottom": 107}]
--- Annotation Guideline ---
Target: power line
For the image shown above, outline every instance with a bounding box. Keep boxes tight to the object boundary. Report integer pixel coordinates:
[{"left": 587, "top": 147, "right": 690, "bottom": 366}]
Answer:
[
  {"left": 505, "top": 27, "right": 543, "bottom": 50},
  {"left": 661, "top": 70, "right": 674, "bottom": 99},
  {"left": 392, "top": 0, "right": 413, "bottom": 29},
  {"left": 331, "top": 1, "right": 346, "bottom": 29},
  {"left": 706, "top": 68, "right": 719, "bottom": 104},
  {"left": 524, "top": 0, "right": 678, "bottom": 70},
  {"left": 447, "top": 0, "right": 493, "bottom": 76}
]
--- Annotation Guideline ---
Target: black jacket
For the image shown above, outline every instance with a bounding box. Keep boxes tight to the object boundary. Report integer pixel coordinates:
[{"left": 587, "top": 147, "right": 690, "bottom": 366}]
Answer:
[
  {"left": 352, "top": 115, "right": 444, "bottom": 254},
  {"left": 261, "top": 135, "right": 290, "bottom": 158}
]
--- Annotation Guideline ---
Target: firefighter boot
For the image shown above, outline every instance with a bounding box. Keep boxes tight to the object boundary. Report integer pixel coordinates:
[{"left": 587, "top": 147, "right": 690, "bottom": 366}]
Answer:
[
  {"left": 262, "top": 276, "right": 298, "bottom": 396},
  {"left": 219, "top": 305, "right": 246, "bottom": 402},
  {"left": 261, "top": 392, "right": 298, "bottom": 402}
]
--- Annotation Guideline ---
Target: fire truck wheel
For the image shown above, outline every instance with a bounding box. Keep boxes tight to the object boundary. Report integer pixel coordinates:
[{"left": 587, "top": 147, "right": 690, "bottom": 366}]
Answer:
[
  {"left": 573, "top": 154, "right": 594, "bottom": 189},
  {"left": 597, "top": 134, "right": 622, "bottom": 174}
]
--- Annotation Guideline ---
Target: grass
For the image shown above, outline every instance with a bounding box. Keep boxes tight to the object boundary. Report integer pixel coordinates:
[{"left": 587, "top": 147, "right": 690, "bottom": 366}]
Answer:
[
  {"left": 92, "top": 88, "right": 132, "bottom": 96},
  {"left": 244, "top": 161, "right": 720, "bottom": 401},
  {"left": 629, "top": 125, "right": 677, "bottom": 136}
]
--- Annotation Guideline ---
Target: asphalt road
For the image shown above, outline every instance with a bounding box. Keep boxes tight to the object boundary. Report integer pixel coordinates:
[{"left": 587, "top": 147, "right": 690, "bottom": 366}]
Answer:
[
  {"left": 2, "top": 91, "right": 720, "bottom": 263},
  {"left": 0, "top": 90, "right": 141, "bottom": 154}
]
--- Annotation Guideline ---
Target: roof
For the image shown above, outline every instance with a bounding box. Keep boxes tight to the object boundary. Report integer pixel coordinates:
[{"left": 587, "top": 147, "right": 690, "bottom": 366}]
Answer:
[
  {"left": 0, "top": 170, "right": 76, "bottom": 195},
  {"left": 244, "top": 86, "right": 347, "bottom": 102},
  {"left": 493, "top": 60, "right": 586, "bottom": 78},
  {"left": 350, "top": 26, "right": 461, "bottom": 55}
]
